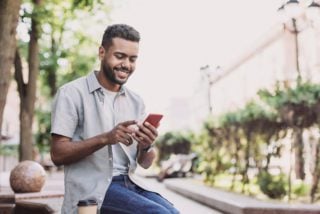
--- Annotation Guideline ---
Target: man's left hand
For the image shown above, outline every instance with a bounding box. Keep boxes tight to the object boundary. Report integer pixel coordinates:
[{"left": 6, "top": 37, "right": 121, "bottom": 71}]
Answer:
[{"left": 132, "top": 121, "right": 158, "bottom": 151}]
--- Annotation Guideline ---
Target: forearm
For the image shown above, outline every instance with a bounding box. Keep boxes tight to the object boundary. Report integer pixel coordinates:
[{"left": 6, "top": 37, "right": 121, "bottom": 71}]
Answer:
[
  {"left": 51, "top": 133, "right": 107, "bottom": 166},
  {"left": 51, "top": 121, "right": 136, "bottom": 166},
  {"left": 137, "top": 148, "right": 156, "bottom": 169}
]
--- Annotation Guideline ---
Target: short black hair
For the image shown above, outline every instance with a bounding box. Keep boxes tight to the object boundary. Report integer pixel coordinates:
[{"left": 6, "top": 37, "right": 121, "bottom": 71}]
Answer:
[{"left": 101, "top": 24, "right": 140, "bottom": 49}]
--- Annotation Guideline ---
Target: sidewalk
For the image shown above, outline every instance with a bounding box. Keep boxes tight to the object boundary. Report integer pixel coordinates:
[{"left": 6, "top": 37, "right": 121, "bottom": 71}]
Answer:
[
  {"left": 164, "top": 178, "right": 320, "bottom": 214},
  {"left": 2, "top": 170, "right": 320, "bottom": 214},
  {"left": 1, "top": 170, "right": 221, "bottom": 214}
]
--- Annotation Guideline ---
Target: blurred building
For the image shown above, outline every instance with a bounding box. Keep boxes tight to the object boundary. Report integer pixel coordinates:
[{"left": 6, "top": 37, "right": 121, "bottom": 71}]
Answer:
[
  {"left": 206, "top": 2, "right": 320, "bottom": 116},
  {"left": 195, "top": 0, "right": 320, "bottom": 182}
]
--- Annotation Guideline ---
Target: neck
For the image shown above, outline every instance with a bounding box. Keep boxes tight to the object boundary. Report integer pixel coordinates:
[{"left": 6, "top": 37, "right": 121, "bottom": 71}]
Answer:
[{"left": 96, "top": 70, "right": 121, "bottom": 92}]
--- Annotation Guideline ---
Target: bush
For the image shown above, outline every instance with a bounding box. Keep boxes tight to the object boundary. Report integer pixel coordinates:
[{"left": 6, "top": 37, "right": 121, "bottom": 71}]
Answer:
[
  {"left": 0, "top": 144, "right": 18, "bottom": 156},
  {"left": 293, "top": 180, "right": 309, "bottom": 197},
  {"left": 155, "top": 132, "right": 192, "bottom": 164},
  {"left": 257, "top": 171, "right": 287, "bottom": 199}
]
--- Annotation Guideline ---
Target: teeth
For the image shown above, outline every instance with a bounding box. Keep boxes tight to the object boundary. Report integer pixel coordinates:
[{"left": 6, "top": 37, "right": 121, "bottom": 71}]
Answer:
[{"left": 117, "top": 69, "right": 129, "bottom": 74}]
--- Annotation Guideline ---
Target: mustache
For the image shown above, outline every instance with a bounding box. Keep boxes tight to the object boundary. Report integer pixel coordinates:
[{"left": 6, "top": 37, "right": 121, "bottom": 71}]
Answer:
[{"left": 115, "top": 66, "right": 130, "bottom": 73}]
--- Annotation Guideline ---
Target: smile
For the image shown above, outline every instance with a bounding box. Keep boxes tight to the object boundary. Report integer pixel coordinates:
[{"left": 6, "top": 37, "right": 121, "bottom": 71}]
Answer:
[{"left": 114, "top": 67, "right": 130, "bottom": 74}]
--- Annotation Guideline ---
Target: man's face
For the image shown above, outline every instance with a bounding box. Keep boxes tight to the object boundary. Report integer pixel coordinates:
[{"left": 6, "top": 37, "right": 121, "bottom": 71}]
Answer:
[{"left": 99, "top": 38, "right": 139, "bottom": 86}]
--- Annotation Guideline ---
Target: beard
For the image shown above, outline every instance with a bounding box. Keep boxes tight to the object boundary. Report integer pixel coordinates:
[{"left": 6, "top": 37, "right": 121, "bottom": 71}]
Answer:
[{"left": 102, "top": 61, "right": 130, "bottom": 85}]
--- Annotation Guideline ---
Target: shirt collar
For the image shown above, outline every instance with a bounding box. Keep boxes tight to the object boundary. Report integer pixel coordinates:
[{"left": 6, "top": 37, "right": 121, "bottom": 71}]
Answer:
[{"left": 86, "top": 70, "right": 126, "bottom": 95}]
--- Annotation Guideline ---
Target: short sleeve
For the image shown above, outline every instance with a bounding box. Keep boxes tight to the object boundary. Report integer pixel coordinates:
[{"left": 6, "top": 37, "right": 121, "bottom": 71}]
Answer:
[{"left": 51, "top": 87, "right": 79, "bottom": 138}]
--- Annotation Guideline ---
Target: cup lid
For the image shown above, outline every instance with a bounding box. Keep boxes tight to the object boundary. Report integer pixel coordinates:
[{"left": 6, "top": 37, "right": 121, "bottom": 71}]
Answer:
[{"left": 77, "top": 199, "right": 98, "bottom": 206}]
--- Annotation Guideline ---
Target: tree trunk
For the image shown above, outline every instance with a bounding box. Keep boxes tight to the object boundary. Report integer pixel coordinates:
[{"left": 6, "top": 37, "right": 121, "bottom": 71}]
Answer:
[
  {"left": 242, "top": 130, "right": 251, "bottom": 193},
  {"left": 293, "top": 127, "right": 305, "bottom": 180},
  {"left": 48, "top": 36, "right": 57, "bottom": 97},
  {"left": 231, "top": 130, "right": 241, "bottom": 191},
  {"left": 14, "top": 0, "right": 41, "bottom": 161},
  {"left": 0, "top": 0, "right": 21, "bottom": 141},
  {"left": 310, "top": 138, "right": 320, "bottom": 203},
  {"left": 264, "top": 135, "right": 273, "bottom": 171}
]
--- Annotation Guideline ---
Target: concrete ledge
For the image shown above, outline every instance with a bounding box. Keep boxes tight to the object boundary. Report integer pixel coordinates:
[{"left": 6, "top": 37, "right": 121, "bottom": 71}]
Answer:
[
  {"left": 0, "top": 192, "right": 15, "bottom": 203},
  {"left": 15, "top": 200, "right": 54, "bottom": 214},
  {"left": 0, "top": 204, "right": 15, "bottom": 214},
  {"left": 164, "top": 178, "right": 320, "bottom": 214},
  {"left": 15, "top": 191, "right": 64, "bottom": 200},
  {"left": 0, "top": 192, "right": 15, "bottom": 214}
]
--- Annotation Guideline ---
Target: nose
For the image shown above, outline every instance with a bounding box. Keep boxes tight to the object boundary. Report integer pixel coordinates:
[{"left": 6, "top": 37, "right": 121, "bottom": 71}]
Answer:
[{"left": 121, "top": 58, "right": 130, "bottom": 69}]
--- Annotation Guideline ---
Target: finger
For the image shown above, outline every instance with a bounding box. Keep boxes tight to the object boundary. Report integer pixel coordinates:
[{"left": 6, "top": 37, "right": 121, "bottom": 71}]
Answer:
[
  {"left": 118, "top": 132, "right": 133, "bottom": 144},
  {"left": 125, "top": 138, "right": 133, "bottom": 146},
  {"left": 135, "top": 129, "right": 154, "bottom": 144},
  {"left": 120, "top": 120, "right": 137, "bottom": 127},
  {"left": 137, "top": 123, "right": 157, "bottom": 140},
  {"left": 127, "top": 134, "right": 133, "bottom": 145},
  {"left": 142, "top": 122, "right": 158, "bottom": 136},
  {"left": 118, "top": 125, "right": 135, "bottom": 135},
  {"left": 132, "top": 134, "right": 149, "bottom": 148},
  {"left": 120, "top": 139, "right": 131, "bottom": 146}
]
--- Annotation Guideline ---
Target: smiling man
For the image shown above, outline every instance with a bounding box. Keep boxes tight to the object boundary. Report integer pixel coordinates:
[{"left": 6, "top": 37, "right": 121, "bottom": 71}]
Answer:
[{"left": 50, "top": 24, "right": 179, "bottom": 214}]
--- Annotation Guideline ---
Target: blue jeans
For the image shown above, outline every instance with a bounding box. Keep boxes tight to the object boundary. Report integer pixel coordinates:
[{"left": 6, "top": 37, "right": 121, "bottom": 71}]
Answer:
[{"left": 101, "top": 175, "right": 179, "bottom": 214}]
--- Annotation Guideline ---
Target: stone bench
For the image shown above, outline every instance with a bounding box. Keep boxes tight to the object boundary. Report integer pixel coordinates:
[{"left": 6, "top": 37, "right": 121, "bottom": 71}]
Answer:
[
  {"left": 0, "top": 169, "right": 65, "bottom": 213},
  {"left": 0, "top": 192, "right": 15, "bottom": 214},
  {"left": 15, "top": 200, "right": 55, "bottom": 214},
  {"left": 0, "top": 183, "right": 63, "bottom": 214},
  {"left": 164, "top": 178, "right": 320, "bottom": 214}
]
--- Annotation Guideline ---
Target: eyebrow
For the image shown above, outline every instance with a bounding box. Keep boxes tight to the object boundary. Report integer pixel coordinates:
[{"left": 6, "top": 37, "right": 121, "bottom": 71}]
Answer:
[{"left": 114, "top": 51, "right": 138, "bottom": 58}]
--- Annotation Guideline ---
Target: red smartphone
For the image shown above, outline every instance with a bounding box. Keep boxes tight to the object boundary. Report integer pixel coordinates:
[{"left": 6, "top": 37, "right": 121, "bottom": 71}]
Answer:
[{"left": 143, "top": 114, "right": 163, "bottom": 127}]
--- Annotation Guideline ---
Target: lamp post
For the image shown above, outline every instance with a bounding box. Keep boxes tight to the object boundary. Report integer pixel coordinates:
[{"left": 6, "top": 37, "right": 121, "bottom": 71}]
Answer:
[
  {"left": 200, "top": 65, "right": 222, "bottom": 115},
  {"left": 200, "top": 65, "right": 213, "bottom": 114},
  {"left": 278, "top": 0, "right": 320, "bottom": 201},
  {"left": 278, "top": 0, "right": 320, "bottom": 82}
]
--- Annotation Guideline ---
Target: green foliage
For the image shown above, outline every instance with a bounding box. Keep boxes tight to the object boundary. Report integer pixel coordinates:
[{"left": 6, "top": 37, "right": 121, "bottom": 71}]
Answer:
[
  {"left": 193, "top": 122, "right": 235, "bottom": 185},
  {"left": 0, "top": 144, "right": 18, "bottom": 156},
  {"left": 292, "top": 180, "right": 310, "bottom": 197},
  {"left": 35, "top": 110, "right": 51, "bottom": 154},
  {"left": 57, "top": 42, "right": 96, "bottom": 87},
  {"left": 36, "top": 0, "right": 102, "bottom": 96},
  {"left": 258, "top": 81, "right": 320, "bottom": 128},
  {"left": 155, "top": 131, "right": 192, "bottom": 164},
  {"left": 239, "top": 101, "right": 276, "bottom": 123},
  {"left": 219, "top": 111, "right": 241, "bottom": 127},
  {"left": 72, "top": 0, "right": 102, "bottom": 9},
  {"left": 219, "top": 101, "right": 278, "bottom": 133},
  {"left": 258, "top": 82, "right": 320, "bottom": 108},
  {"left": 257, "top": 171, "right": 287, "bottom": 199},
  {"left": 193, "top": 81, "right": 320, "bottom": 202}
]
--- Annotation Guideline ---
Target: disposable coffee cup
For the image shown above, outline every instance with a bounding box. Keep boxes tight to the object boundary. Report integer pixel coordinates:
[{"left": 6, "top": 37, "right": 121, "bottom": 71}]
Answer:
[{"left": 77, "top": 199, "right": 98, "bottom": 214}]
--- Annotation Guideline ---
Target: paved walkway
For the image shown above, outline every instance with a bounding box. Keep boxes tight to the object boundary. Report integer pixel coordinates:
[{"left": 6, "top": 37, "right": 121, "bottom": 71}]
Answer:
[
  {"left": 0, "top": 170, "right": 221, "bottom": 214},
  {"left": 164, "top": 178, "right": 320, "bottom": 214},
  {"left": 3, "top": 169, "right": 320, "bottom": 214}
]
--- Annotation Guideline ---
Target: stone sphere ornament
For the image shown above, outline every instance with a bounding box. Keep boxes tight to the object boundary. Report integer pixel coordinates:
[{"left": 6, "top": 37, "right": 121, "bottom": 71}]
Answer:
[{"left": 10, "top": 160, "right": 46, "bottom": 193}]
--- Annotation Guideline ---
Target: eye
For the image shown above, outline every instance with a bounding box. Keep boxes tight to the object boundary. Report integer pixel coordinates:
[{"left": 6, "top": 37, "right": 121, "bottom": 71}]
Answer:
[
  {"left": 115, "top": 53, "right": 125, "bottom": 59},
  {"left": 130, "top": 57, "right": 137, "bottom": 63}
]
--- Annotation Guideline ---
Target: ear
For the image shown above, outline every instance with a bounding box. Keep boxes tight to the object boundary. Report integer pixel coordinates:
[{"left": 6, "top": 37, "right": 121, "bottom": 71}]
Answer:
[{"left": 98, "top": 46, "right": 105, "bottom": 60}]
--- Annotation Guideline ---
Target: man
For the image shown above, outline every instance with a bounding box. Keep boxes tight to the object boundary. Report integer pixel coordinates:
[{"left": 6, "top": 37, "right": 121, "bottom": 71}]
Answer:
[{"left": 50, "top": 24, "right": 179, "bottom": 214}]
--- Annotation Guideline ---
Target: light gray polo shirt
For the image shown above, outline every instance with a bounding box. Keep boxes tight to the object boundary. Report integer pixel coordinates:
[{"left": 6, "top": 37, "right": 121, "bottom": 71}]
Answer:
[{"left": 51, "top": 71, "right": 146, "bottom": 214}]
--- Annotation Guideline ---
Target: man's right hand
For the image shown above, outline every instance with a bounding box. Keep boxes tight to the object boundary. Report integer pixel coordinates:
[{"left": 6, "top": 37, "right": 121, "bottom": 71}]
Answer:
[
  {"left": 51, "top": 120, "right": 137, "bottom": 166},
  {"left": 103, "top": 120, "right": 137, "bottom": 146}
]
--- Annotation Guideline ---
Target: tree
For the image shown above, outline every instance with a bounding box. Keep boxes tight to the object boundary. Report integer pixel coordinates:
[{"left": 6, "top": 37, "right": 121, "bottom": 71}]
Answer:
[
  {"left": 0, "top": 0, "right": 21, "bottom": 142},
  {"left": 14, "top": 0, "right": 105, "bottom": 161},
  {"left": 14, "top": 0, "right": 42, "bottom": 161}
]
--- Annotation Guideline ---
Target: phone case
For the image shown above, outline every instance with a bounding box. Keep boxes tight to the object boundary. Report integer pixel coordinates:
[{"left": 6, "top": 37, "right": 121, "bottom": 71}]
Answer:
[{"left": 144, "top": 114, "right": 163, "bottom": 127}]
